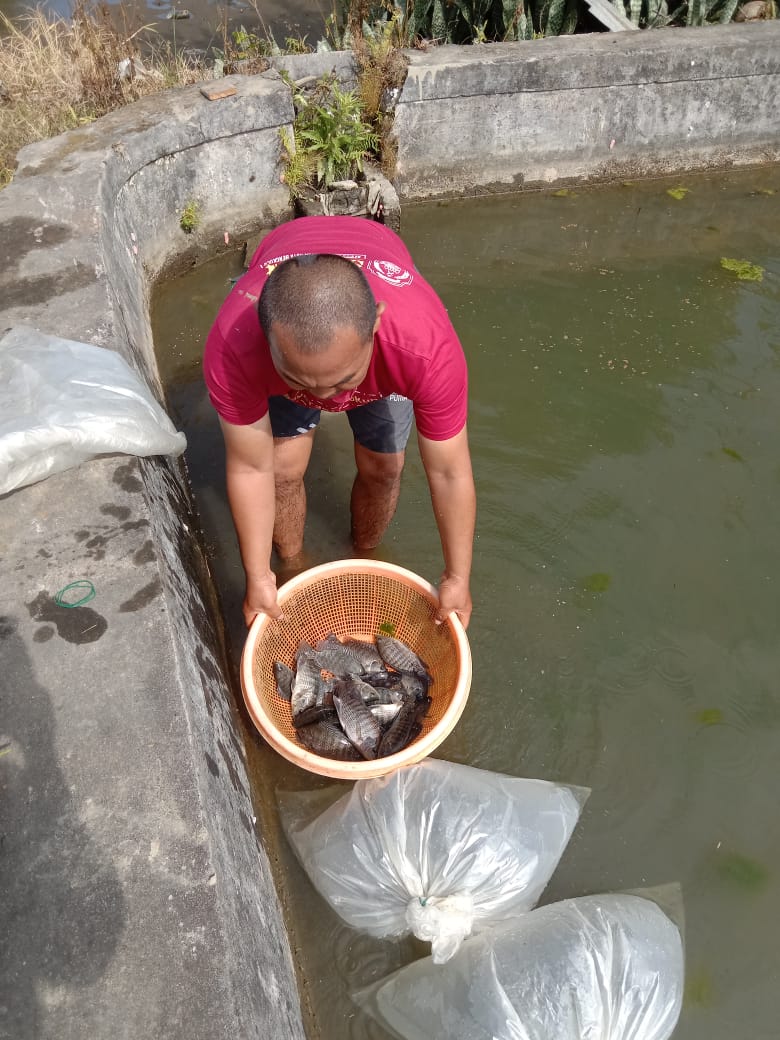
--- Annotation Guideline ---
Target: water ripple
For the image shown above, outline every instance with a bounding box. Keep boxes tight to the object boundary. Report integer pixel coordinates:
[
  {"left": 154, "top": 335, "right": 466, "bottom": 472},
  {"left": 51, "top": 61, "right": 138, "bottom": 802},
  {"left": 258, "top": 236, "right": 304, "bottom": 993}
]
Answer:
[
  {"left": 330, "top": 925, "right": 420, "bottom": 1040},
  {"left": 653, "top": 642, "right": 696, "bottom": 693},
  {"left": 689, "top": 715, "right": 758, "bottom": 782},
  {"left": 595, "top": 640, "right": 655, "bottom": 696}
]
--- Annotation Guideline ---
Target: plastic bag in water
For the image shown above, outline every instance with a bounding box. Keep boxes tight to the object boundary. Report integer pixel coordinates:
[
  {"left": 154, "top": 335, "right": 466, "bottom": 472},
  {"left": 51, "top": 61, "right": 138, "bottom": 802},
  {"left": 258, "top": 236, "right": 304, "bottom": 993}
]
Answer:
[
  {"left": 356, "top": 893, "right": 684, "bottom": 1040},
  {"left": 0, "top": 326, "right": 186, "bottom": 495},
  {"left": 279, "top": 759, "right": 589, "bottom": 963}
]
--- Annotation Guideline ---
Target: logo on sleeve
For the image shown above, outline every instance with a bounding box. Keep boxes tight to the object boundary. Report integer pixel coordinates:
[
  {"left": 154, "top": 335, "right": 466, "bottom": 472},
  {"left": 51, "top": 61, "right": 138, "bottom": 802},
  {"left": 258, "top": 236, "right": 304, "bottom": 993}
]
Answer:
[{"left": 366, "top": 259, "right": 414, "bottom": 287}]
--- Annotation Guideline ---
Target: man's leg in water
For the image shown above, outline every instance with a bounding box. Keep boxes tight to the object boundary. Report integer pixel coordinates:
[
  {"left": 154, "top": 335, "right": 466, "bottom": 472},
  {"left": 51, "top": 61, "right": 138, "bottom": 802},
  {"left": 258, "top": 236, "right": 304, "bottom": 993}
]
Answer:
[
  {"left": 268, "top": 396, "right": 320, "bottom": 559},
  {"left": 351, "top": 443, "right": 406, "bottom": 551},
  {"left": 272, "top": 430, "right": 316, "bottom": 559},
  {"left": 348, "top": 396, "right": 414, "bottom": 551}
]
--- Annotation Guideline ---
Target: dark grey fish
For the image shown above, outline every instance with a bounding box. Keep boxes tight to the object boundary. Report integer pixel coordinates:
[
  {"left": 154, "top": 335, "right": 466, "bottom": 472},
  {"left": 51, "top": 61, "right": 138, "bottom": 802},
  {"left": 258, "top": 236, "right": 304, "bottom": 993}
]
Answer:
[
  {"left": 375, "top": 635, "right": 431, "bottom": 681},
  {"left": 273, "top": 661, "right": 294, "bottom": 701},
  {"left": 361, "top": 679, "right": 404, "bottom": 706},
  {"left": 292, "top": 703, "right": 339, "bottom": 729},
  {"left": 333, "top": 680, "right": 382, "bottom": 760},
  {"left": 315, "top": 633, "right": 342, "bottom": 651},
  {"left": 369, "top": 702, "right": 403, "bottom": 727},
  {"left": 311, "top": 644, "right": 363, "bottom": 678},
  {"left": 341, "top": 637, "right": 386, "bottom": 673},
  {"left": 295, "top": 641, "right": 316, "bottom": 668},
  {"left": 290, "top": 634, "right": 435, "bottom": 760},
  {"left": 297, "top": 720, "right": 362, "bottom": 760},
  {"left": 291, "top": 655, "right": 321, "bottom": 716},
  {"left": 400, "top": 671, "right": 431, "bottom": 702},
  {"left": 348, "top": 675, "right": 387, "bottom": 706},
  {"left": 314, "top": 675, "right": 336, "bottom": 707},
  {"left": 376, "top": 694, "right": 431, "bottom": 758},
  {"left": 360, "top": 669, "right": 397, "bottom": 689}
]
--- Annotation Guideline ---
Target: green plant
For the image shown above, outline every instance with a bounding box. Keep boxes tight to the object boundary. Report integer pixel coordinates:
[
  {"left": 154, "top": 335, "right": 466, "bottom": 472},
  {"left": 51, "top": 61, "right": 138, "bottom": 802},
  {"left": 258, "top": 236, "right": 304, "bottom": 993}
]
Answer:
[
  {"left": 353, "top": 9, "right": 408, "bottom": 115},
  {"left": 405, "top": 0, "right": 574, "bottom": 41},
  {"left": 537, "top": 0, "right": 579, "bottom": 34},
  {"left": 282, "top": 76, "right": 380, "bottom": 194},
  {"left": 283, "top": 34, "right": 313, "bottom": 53},
  {"left": 211, "top": 23, "right": 279, "bottom": 76},
  {"left": 231, "top": 25, "right": 272, "bottom": 57},
  {"left": 279, "top": 127, "right": 318, "bottom": 198},
  {"left": 329, "top": 0, "right": 750, "bottom": 43},
  {"left": 322, "top": 0, "right": 410, "bottom": 48},
  {"left": 180, "top": 199, "right": 201, "bottom": 233},
  {"left": 607, "top": 0, "right": 743, "bottom": 27},
  {"left": 345, "top": 8, "right": 409, "bottom": 176}
]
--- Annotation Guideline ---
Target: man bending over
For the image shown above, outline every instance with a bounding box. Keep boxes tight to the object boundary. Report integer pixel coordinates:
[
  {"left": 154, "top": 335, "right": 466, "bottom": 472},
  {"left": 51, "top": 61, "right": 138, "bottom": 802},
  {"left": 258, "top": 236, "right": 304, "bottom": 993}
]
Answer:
[{"left": 203, "top": 216, "right": 475, "bottom": 628}]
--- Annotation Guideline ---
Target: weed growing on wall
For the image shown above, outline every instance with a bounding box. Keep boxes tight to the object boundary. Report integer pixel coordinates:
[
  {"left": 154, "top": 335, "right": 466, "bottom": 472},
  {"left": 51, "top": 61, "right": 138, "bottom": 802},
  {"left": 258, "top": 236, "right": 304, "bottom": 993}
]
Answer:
[{"left": 180, "top": 199, "right": 201, "bottom": 233}]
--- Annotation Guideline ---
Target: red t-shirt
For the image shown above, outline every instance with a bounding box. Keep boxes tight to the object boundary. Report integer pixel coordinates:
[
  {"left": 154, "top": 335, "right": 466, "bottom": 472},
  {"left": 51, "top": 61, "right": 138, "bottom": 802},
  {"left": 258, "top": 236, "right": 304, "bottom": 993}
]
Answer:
[{"left": 203, "top": 216, "right": 468, "bottom": 441}]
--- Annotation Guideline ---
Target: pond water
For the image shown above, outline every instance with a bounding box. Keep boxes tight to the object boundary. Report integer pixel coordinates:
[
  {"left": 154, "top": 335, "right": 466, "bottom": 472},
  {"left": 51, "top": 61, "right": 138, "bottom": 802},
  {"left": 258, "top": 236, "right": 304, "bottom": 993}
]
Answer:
[
  {"left": 0, "top": 0, "right": 326, "bottom": 56},
  {"left": 153, "top": 168, "right": 780, "bottom": 1040}
]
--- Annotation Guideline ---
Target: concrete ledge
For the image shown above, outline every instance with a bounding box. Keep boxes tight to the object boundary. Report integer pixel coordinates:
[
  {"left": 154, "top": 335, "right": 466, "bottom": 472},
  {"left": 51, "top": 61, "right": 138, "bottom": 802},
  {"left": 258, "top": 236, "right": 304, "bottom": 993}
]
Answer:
[
  {"left": 0, "top": 23, "right": 778, "bottom": 1039},
  {"left": 391, "top": 23, "right": 780, "bottom": 196},
  {"left": 1, "top": 72, "right": 306, "bottom": 1040}
]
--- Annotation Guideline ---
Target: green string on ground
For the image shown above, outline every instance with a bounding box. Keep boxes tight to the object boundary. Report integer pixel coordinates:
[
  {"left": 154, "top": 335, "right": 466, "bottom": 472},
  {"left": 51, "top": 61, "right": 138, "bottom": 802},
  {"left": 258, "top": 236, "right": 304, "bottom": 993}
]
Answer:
[{"left": 55, "top": 580, "right": 96, "bottom": 608}]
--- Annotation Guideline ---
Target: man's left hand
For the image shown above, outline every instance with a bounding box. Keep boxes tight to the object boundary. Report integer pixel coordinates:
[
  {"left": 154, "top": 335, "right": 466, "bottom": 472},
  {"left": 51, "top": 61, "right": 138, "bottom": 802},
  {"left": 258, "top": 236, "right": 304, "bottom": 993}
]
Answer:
[{"left": 436, "top": 573, "right": 472, "bottom": 630}]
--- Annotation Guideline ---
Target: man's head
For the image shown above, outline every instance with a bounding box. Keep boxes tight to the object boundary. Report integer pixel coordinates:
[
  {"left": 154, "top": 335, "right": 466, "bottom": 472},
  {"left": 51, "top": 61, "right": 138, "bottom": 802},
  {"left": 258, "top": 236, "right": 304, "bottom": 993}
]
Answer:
[{"left": 258, "top": 253, "right": 384, "bottom": 399}]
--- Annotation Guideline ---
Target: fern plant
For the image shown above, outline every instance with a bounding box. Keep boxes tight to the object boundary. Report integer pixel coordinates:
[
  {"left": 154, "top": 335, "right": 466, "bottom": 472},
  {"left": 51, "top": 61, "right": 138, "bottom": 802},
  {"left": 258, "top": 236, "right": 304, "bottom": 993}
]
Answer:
[{"left": 282, "top": 76, "right": 380, "bottom": 194}]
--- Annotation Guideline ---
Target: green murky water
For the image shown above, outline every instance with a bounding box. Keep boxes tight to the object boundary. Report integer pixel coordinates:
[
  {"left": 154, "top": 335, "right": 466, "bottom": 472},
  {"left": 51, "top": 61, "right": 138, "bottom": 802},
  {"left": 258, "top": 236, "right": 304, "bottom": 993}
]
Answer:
[{"left": 153, "top": 168, "right": 780, "bottom": 1040}]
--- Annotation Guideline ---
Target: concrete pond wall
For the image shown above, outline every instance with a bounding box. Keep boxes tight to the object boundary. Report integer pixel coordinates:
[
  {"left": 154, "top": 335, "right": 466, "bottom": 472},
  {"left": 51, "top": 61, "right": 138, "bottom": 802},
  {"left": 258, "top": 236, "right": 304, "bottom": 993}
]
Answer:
[{"left": 0, "top": 22, "right": 778, "bottom": 1038}]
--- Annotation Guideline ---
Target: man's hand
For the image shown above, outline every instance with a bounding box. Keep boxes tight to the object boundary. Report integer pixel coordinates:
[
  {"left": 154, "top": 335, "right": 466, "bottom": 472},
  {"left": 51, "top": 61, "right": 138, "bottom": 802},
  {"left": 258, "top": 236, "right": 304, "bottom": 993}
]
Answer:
[
  {"left": 243, "top": 571, "right": 282, "bottom": 627},
  {"left": 436, "top": 572, "right": 472, "bottom": 630},
  {"left": 419, "top": 428, "right": 476, "bottom": 631},
  {"left": 220, "top": 416, "right": 280, "bottom": 628}
]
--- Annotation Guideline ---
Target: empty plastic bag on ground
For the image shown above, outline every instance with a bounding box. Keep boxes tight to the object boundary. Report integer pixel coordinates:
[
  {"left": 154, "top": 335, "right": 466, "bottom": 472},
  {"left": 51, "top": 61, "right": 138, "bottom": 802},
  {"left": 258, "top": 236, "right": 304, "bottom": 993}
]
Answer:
[
  {"left": 355, "top": 893, "right": 685, "bottom": 1040},
  {"left": 279, "top": 759, "right": 589, "bottom": 963},
  {"left": 0, "top": 326, "right": 186, "bottom": 495}
]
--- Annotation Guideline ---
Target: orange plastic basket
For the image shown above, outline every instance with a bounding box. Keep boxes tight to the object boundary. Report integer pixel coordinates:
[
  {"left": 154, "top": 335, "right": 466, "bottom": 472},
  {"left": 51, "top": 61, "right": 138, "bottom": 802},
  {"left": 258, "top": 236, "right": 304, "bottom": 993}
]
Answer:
[{"left": 240, "top": 559, "right": 472, "bottom": 779}]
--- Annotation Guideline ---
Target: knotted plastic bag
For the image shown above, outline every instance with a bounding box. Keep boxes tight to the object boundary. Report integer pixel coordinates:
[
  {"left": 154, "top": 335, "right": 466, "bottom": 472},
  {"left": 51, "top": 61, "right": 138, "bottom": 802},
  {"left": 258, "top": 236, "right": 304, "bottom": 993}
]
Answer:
[
  {"left": 279, "top": 759, "right": 589, "bottom": 963},
  {"left": 0, "top": 326, "right": 186, "bottom": 495},
  {"left": 356, "top": 893, "right": 684, "bottom": 1040}
]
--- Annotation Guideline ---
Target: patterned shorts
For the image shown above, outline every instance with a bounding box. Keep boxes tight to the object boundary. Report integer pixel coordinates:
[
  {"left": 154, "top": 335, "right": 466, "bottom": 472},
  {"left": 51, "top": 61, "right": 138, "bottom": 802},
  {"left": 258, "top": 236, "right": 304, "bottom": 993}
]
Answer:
[{"left": 268, "top": 393, "right": 414, "bottom": 454}]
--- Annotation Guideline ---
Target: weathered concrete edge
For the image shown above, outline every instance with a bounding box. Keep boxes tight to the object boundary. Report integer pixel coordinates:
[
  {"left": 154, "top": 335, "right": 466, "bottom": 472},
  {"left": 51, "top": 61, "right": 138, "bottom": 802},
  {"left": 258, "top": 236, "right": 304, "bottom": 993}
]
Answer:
[
  {"left": 1, "top": 72, "right": 307, "bottom": 1040},
  {"left": 0, "top": 23, "right": 778, "bottom": 1039},
  {"left": 390, "top": 22, "right": 780, "bottom": 197}
]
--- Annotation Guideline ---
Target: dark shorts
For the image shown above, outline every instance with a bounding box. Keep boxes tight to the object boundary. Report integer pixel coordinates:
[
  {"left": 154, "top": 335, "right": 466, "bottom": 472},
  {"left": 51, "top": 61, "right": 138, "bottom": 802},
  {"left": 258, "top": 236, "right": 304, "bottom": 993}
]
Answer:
[{"left": 268, "top": 394, "right": 414, "bottom": 454}]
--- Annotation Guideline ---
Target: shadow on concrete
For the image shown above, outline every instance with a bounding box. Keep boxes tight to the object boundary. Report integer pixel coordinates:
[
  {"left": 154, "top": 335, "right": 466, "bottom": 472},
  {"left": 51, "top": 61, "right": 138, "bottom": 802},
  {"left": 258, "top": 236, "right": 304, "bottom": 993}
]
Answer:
[{"left": 0, "top": 615, "right": 125, "bottom": 1039}]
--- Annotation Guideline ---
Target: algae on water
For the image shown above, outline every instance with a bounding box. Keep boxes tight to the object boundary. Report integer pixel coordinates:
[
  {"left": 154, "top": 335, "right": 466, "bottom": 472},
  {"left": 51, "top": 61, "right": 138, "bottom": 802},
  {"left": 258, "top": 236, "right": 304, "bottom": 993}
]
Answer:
[
  {"left": 695, "top": 708, "right": 723, "bottom": 726},
  {"left": 721, "top": 447, "right": 744, "bottom": 462},
  {"left": 582, "top": 573, "right": 611, "bottom": 593},
  {"left": 720, "top": 257, "right": 764, "bottom": 282},
  {"left": 717, "top": 851, "right": 769, "bottom": 891}
]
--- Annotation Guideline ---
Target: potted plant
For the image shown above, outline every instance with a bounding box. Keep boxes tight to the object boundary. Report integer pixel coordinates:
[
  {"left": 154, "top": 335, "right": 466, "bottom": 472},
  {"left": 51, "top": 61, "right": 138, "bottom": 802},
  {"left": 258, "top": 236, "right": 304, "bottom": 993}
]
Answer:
[{"left": 280, "top": 74, "right": 397, "bottom": 222}]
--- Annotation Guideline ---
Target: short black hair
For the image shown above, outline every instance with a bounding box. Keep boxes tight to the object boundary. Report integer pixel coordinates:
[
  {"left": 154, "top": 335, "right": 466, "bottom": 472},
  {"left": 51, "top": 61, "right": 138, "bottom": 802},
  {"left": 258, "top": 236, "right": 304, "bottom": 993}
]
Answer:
[{"left": 258, "top": 253, "right": 377, "bottom": 352}]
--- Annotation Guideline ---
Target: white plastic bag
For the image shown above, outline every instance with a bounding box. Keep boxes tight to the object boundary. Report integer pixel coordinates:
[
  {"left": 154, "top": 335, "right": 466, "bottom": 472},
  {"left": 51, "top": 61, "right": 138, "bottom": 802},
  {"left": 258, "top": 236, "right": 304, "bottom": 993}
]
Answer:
[
  {"left": 0, "top": 326, "right": 186, "bottom": 495},
  {"left": 279, "top": 759, "right": 589, "bottom": 963},
  {"left": 356, "top": 893, "right": 684, "bottom": 1040}
]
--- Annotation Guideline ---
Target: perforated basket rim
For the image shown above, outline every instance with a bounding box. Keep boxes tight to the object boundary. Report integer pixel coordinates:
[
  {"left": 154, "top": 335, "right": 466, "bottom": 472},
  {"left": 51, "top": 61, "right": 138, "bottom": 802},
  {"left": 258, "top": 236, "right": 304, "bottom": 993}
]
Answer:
[{"left": 239, "top": 559, "right": 472, "bottom": 779}]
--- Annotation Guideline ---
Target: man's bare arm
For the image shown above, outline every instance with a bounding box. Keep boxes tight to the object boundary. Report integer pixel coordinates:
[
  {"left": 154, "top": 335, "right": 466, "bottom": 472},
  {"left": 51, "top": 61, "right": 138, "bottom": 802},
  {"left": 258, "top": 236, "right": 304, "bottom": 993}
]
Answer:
[
  {"left": 418, "top": 426, "right": 476, "bottom": 629},
  {"left": 220, "top": 415, "right": 281, "bottom": 626}
]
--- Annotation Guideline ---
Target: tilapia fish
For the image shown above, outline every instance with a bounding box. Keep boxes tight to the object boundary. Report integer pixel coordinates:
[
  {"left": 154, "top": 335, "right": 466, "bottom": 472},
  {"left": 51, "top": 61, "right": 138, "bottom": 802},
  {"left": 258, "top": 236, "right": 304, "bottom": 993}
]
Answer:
[{"left": 273, "top": 632, "right": 432, "bottom": 761}]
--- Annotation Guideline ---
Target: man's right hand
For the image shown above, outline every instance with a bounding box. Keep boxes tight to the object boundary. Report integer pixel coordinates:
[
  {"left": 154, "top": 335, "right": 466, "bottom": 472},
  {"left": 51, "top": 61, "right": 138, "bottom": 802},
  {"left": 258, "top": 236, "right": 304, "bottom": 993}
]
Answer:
[{"left": 243, "top": 571, "right": 282, "bottom": 627}]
